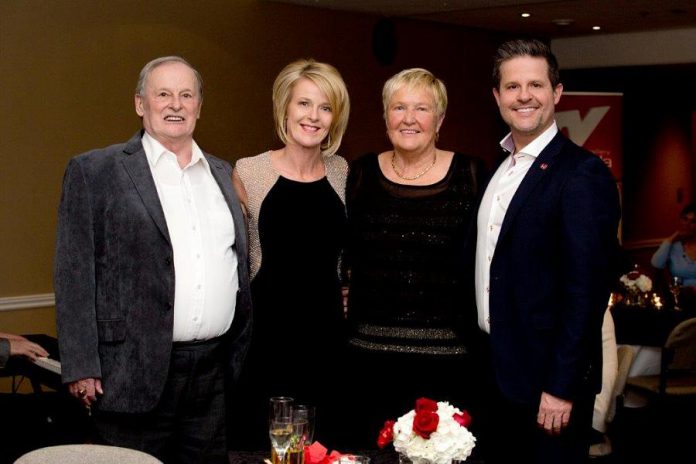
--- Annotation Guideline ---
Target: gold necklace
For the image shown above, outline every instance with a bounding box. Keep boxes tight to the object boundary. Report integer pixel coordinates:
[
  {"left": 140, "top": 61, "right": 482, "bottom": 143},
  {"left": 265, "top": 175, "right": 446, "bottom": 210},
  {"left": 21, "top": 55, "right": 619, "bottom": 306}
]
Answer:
[{"left": 391, "top": 150, "right": 437, "bottom": 181}]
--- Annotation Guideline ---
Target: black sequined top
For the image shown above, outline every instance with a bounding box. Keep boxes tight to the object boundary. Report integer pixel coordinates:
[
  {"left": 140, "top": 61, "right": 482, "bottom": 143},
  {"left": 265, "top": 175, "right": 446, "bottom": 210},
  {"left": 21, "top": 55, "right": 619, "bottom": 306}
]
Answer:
[{"left": 345, "top": 152, "right": 484, "bottom": 356}]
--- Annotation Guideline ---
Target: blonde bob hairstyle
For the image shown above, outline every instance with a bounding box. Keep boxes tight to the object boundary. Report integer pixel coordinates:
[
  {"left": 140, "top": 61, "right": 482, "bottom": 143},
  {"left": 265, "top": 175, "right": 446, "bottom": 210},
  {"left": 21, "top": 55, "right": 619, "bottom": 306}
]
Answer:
[
  {"left": 272, "top": 59, "right": 350, "bottom": 156},
  {"left": 382, "top": 68, "right": 447, "bottom": 120}
]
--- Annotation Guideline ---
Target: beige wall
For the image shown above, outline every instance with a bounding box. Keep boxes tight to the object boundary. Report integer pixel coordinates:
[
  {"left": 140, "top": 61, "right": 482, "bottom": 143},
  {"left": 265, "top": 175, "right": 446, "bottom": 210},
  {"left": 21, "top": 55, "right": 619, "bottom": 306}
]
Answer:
[{"left": 0, "top": 1, "right": 503, "bottom": 338}]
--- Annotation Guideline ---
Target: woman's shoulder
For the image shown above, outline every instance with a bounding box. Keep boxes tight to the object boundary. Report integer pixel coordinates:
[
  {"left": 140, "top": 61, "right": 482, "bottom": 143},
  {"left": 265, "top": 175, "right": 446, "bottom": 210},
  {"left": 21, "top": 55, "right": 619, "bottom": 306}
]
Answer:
[
  {"left": 450, "top": 152, "right": 487, "bottom": 173},
  {"left": 324, "top": 153, "right": 349, "bottom": 172},
  {"left": 451, "top": 151, "right": 483, "bottom": 163},
  {"left": 234, "top": 151, "right": 277, "bottom": 191},
  {"left": 234, "top": 150, "right": 272, "bottom": 171}
]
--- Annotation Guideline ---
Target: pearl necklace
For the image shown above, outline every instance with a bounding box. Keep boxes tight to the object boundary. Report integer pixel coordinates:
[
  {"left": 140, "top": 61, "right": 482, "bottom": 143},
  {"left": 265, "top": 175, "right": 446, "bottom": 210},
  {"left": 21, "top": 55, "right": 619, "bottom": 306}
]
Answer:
[{"left": 391, "top": 150, "right": 437, "bottom": 181}]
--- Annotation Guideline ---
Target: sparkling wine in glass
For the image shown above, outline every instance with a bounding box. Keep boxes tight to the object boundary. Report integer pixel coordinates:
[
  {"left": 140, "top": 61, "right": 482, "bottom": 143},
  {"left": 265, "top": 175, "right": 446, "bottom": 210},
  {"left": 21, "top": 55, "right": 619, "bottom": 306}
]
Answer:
[
  {"left": 286, "top": 414, "right": 309, "bottom": 464},
  {"left": 269, "top": 397, "right": 294, "bottom": 464},
  {"left": 293, "top": 404, "right": 316, "bottom": 446},
  {"left": 270, "top": 419, "right": 293, "bottom": 463},
  {"left": 670, "top": 276, "right": 683, "bottom": 311}
]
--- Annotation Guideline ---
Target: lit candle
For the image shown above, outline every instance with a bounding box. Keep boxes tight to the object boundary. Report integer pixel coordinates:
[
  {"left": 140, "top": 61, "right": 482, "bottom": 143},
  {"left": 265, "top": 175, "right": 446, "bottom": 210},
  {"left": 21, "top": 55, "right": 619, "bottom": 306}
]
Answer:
[{"left": 653, "top": 294, "right": 663, "bottom": 309}]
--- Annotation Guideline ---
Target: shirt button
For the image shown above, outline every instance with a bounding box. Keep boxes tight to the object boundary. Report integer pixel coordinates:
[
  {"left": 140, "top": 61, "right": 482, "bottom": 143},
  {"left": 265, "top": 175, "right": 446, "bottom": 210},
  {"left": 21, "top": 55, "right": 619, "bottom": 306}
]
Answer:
[
  {"left": 486, "top": 286, "right": 490, "bottom": 293},
  {"left": 489, "top": 225, "right": 494, "bottom": 231},
  {"left": 197, "top": 284, "right": 202, "bottom": 290},
  {"left": 488, "top": 256, "right": 492, "bottom": 262}
]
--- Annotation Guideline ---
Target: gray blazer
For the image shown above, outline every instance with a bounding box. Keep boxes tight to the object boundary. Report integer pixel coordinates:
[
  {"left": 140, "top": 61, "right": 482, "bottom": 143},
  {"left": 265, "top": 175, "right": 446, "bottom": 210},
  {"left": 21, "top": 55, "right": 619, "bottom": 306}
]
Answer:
[{"left": 54, "top": 130, "right": 252, "bottom": 413}]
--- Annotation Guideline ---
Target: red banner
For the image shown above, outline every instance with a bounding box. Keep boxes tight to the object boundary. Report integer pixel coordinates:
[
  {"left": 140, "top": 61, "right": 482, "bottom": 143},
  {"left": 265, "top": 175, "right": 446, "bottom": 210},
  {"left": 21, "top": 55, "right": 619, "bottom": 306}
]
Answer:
[{"left": 556, "top": 92, "right": 623, "bottom": 181}]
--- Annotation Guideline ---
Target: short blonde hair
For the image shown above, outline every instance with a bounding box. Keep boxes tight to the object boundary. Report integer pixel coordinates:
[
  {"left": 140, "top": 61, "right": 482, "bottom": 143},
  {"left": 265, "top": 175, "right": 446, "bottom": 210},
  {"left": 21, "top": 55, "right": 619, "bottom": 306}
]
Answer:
[
  {"left": 272, "top": 59, "right": 350, "bottom": 156},
  {"left": 382, "top": 68, "right": 447, "bottom": 120}
]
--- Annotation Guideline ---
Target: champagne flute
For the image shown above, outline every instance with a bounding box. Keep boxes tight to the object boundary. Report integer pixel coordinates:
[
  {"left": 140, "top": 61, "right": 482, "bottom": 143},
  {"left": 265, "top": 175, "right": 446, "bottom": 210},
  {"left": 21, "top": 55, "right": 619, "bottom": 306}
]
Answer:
[
  {"left": 670, "top": 276, "right": 683, "bottom": 311},
  {"left": 269, "top": 397, "right": 294, "bottom": 464},
  {"left": 286, "top": 413, "right": 309, "bottom": 464},
  {"left": 293, "top": 404, "right": 316, "bottom": 446}
]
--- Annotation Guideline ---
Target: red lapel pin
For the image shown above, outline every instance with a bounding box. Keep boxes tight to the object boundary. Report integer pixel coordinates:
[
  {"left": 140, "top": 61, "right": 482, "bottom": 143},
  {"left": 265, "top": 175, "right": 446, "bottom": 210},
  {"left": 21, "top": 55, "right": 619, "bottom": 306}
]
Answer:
[{"left": 540, "top": 163, "right": 548, "bottom": 170}]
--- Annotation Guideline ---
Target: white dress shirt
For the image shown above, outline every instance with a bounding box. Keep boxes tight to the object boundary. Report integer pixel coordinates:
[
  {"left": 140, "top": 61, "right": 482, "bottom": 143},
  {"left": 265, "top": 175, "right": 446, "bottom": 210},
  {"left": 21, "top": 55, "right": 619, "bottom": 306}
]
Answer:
[
  {"left": 142, "top": 132, "right": 238, "bottom": 342},
  {"left": 475, "top": 123, "right": 559, "bottom": 333}
]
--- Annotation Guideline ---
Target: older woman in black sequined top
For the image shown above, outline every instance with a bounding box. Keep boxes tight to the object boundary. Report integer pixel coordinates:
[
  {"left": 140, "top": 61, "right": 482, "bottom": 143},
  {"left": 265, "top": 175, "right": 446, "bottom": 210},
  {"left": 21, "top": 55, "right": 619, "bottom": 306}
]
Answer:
[{"left": 343, "top": 68, "right": 486, "bottom": 448}]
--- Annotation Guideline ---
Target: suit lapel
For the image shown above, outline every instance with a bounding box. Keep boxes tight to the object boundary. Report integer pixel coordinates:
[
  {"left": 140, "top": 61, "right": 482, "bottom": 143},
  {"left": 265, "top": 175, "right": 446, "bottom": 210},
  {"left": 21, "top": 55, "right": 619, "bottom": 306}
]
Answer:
[
  {"left": 207, "top": 155, "right": 248, "bottom": 259},
  {"left": 498, "top": 132, "right": 566, "bottom": 242},
  {"left": 120, "top": 131, "right": 171, "bottom": 244}
]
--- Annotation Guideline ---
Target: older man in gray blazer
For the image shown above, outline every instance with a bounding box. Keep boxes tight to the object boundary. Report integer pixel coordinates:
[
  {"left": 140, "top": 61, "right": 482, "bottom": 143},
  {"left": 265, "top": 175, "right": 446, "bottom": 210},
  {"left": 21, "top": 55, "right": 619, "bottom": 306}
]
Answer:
[{"left": 54, "top": 56, "right": 251, "bottom": 463}]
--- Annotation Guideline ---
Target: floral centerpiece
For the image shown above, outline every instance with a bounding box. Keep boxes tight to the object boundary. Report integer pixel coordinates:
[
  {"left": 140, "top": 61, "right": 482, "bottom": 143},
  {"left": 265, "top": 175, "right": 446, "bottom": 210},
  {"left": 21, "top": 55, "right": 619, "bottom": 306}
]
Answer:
[
  {"left": 620, "top": 268, "right": 652, "bottom": 293},
  {"left": 619, "top": 266, "right": 652, "bottom": 306},
  {"left": 377, "top": 398, "right": 475, "bottom": 464}
]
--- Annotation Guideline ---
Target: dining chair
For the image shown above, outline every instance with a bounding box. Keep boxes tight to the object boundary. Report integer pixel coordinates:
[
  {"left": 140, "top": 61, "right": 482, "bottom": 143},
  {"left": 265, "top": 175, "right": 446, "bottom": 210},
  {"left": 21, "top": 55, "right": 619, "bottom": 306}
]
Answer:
[
  {"left": 13, "top": 444, "right": 162, "bottom": 463},
  {"left": 624, "top": 317, "right": 696, "bottom": 401},
  {"left": 607, "top": 345, "right": 635, "bottom": 421}
]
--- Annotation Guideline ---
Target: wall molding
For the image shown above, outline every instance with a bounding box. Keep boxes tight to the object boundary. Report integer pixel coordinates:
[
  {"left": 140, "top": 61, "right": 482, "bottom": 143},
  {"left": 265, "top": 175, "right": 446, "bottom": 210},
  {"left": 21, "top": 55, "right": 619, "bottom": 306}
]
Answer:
[{"left": 0, "top": 293, "right": 55, "bottom": 312}]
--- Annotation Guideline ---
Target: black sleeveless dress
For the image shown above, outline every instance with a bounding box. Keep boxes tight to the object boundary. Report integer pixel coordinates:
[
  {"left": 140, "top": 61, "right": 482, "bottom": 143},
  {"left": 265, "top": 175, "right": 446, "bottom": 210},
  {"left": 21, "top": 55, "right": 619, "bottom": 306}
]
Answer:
[{"left": 232, "top": 176, "right": 347, "bottom": 450}]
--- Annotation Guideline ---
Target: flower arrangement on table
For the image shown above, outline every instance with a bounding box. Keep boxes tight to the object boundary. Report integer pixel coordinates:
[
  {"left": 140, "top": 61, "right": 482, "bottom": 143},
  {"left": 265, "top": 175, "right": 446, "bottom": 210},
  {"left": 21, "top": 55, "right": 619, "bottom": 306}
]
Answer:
[
  {"left": 620, "top": 268, "right": 652, "bottom": 293},
  {"left": 619, "top": 266, "right": 653, "bottom": 306},
  {"left": 377, "top": 398, "right": 476, "bottom": 464}
]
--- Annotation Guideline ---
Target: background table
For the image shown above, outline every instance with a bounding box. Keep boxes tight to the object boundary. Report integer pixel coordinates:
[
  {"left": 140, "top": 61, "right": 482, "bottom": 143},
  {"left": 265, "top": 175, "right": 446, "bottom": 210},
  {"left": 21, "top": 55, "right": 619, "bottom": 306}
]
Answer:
[{"left": 610, "top": 304, "right": 692, "bottom": 347}]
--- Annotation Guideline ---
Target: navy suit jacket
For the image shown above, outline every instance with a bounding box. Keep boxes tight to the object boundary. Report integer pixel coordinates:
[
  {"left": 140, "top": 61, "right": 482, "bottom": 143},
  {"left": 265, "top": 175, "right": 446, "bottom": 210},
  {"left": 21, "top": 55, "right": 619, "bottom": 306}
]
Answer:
[
  {"left": 487, "top": 131, "right": 620, "bottom": 405},
  {"left": 54, "top": 130, "right": 252, "bottom": 413}
]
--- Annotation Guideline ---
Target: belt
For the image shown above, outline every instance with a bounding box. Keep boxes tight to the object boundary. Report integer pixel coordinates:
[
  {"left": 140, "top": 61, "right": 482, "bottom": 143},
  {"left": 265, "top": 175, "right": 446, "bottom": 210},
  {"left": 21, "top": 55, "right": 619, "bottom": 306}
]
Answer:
[{"left": 172, "top": 334, "right": 225, "bottom": 350}]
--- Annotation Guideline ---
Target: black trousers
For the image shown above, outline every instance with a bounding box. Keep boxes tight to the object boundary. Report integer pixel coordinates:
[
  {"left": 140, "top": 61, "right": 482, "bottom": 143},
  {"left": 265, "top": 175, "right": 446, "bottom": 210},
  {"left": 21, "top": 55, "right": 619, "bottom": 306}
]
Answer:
[
  {"left": 475, "top": 336, "right": 594, "bottom": 464},
  {"left": 94, "top": 337, "right": 227, "bottom": 464}
]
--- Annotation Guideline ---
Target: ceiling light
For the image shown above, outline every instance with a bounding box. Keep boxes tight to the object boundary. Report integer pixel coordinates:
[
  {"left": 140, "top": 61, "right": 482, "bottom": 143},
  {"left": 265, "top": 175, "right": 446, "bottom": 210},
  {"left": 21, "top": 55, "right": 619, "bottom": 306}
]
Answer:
[
  {"left": 592, "top": 26, "right": 601, "bottom": 31},
  {"left": 521, "top": 12, "right": 531, "bottom": 18}
]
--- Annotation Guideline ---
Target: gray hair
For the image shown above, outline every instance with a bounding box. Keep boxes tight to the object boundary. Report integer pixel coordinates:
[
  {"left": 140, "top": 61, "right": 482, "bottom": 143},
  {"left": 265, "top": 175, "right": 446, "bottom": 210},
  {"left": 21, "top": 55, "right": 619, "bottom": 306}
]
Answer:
[{"left": 135, "top": 56, "right": 203, "bottom": 98}]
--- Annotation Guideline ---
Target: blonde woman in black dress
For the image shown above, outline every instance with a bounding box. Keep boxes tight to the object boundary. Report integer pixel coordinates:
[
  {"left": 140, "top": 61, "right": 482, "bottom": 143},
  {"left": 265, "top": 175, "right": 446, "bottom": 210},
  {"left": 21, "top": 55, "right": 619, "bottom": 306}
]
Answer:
[{"left": 231, "top": 59, "right": 350, "bottom": 450}]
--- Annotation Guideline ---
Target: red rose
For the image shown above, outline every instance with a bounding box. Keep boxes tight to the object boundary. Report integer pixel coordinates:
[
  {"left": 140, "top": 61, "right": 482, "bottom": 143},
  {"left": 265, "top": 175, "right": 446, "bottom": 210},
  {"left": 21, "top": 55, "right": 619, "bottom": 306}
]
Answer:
[
  {"left": 452, "top": 410, "right": 472, "bottom": 428},
  {"left": 415, "top": 397, "right": 438, "bottom": 413},
  {"left": 412, "top": 410, "right": 439, "bottom": 438},
  {"left": 627, "top": 270, "right": 641, "bottom": 280},
  {"left": 377, "top": 420, "right": 395, "bottom": 448}
]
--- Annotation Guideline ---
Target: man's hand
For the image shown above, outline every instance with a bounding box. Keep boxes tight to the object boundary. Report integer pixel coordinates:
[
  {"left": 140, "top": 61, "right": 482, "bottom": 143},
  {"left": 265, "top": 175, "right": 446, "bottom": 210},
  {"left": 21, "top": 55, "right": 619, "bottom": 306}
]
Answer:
[
  {"left": 69, "top": 378, "right": 103, "bottom": 408},
  {"left": 537, "top": 392, "right": 572, "bottom": 436}
]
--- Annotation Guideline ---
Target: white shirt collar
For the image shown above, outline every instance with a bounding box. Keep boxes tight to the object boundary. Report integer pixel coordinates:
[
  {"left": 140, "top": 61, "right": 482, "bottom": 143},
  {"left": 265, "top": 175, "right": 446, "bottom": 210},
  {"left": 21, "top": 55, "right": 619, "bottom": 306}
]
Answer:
[
  {"left": 499, "top": 121, "right": 559, "bottom": 158},
  {"left": 141, "top": 131, "right": 209, "bottom": 173}
]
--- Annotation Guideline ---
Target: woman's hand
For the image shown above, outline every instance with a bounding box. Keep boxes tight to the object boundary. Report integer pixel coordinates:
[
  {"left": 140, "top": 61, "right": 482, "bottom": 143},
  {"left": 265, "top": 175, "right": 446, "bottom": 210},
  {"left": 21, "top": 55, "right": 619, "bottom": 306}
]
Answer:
[{"left": 7, "top": 336, "right": 48, "bottom": 361}]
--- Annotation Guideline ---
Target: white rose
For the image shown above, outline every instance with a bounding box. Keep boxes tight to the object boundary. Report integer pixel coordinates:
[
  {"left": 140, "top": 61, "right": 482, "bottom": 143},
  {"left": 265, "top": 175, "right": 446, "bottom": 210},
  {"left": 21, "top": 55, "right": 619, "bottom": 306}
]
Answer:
[{"left": 636, "top": 275, "right": 652, "bottom": 292}]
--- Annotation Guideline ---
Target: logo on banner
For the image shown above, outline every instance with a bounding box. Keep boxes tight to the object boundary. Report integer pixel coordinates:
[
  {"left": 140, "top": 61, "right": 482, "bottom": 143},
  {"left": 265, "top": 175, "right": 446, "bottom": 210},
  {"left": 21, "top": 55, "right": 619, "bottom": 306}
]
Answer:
[
  {"left": 555, "top": 93, "right": 623, "bottom": 181},
  {"left": 556, "top": 106, "right": 610, "bottom": 146}
]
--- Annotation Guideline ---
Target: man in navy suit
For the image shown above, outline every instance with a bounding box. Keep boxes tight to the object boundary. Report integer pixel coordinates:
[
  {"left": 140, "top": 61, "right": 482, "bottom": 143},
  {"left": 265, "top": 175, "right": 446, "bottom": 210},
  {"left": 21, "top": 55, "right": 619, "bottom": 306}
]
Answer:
[
  {"left": 474, "top": 39, "right": 621, "bottom": 464},
  {"left": 55, "top": 56, "right": 251, "bottom": 463}
]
